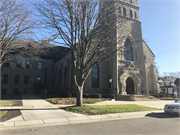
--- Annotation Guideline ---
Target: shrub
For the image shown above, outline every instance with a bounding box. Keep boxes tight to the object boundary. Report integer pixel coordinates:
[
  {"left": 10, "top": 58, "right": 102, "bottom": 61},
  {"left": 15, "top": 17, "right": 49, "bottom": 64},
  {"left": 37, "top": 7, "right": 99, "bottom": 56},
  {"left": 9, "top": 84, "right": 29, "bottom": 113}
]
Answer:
[
  {"left": 102, "top": 94, "right": 115, "bottom": 99},
  {"left": 159, "top": 94, "right": 164, "bottom": 98},
  {"left": 59, "top": 92, "right": 72, "bottom": 98},
  {"left": 102, "top": 94, "right": 111, "bottom": 98},
  {"left": 83, "top": 93, "right": 89, "bottom": 98},
  {"left": 71, "top": 93, "right": 76, "bottom": 97},
  {"left": 15, "top": 91, "right": 21, "bottom": 94},
  {"left": 52, "top": 92, "right": 56, "bottom": 95},
  {"left": 64, "top": 93, "right": 72, "bottom": 98},
  {"left": 111, "top": 94, "right": 115, "bottom": 99},
  {"left": 151, "top": 94, "right": 159, "bottom": 98},
  {"left": 90, "top": 93, "right": 102, "bottom": 98}
]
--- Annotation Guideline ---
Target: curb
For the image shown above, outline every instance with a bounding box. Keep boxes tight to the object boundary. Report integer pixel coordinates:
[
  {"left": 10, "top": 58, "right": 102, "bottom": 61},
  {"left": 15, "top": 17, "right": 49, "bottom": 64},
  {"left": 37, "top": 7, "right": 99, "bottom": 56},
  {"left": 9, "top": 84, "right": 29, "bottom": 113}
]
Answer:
[
  {"left": 0, "top": 110, "right": 163, "bottom": 129},
  {"left": 0, "top": 115, "right": 144, "bottom": 130}
]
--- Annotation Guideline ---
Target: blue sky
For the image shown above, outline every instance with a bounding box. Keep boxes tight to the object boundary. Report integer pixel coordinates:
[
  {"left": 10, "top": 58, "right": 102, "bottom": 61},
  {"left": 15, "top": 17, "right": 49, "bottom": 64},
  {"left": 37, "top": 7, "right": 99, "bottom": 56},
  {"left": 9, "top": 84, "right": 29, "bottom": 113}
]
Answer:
[
  {"left": 139, "top": 0, "right": 180, "bottom": 76},
  {"left": 32, "top": 0, "right": 179, "bottom": 76}
]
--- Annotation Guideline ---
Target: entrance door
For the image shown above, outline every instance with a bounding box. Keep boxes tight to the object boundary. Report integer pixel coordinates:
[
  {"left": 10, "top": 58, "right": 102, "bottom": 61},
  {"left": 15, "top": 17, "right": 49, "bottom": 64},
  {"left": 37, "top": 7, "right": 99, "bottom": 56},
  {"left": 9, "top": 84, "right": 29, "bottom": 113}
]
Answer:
[{"left": 126, "top": 77, "right": 134, "bottom": 94}]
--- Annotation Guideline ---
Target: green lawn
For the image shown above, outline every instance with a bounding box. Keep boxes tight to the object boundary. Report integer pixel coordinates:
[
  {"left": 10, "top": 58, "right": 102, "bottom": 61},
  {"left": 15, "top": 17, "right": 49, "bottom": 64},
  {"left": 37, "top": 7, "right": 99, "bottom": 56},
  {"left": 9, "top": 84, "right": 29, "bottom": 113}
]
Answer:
[
  {"left": 0, "top": 100, "right": 13, "bottom": 118},
  {"left": 61, "top": 104, "right": 160, "bottom": 115},
  {"left": 0, "top": 110, "right": 7, "bottom": 118},
  {"left": 0, "top": 100, "right": 13, "bottom": 107}
]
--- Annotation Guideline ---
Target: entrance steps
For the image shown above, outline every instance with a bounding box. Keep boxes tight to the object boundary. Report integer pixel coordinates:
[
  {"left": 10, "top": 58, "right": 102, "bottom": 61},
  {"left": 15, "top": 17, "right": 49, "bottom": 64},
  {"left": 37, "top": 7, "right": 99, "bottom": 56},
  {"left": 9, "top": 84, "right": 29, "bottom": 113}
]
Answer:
[{"left": 116, "top": 94, "right": 160, "bottom": 101}]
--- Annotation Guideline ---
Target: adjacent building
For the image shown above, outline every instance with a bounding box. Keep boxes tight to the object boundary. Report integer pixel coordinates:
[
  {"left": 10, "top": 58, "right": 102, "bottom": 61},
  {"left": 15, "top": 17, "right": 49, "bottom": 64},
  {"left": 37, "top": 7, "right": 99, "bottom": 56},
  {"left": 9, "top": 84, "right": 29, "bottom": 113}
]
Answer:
[{"left": 1, "top": 40, "right": 69, "bottom": 94}]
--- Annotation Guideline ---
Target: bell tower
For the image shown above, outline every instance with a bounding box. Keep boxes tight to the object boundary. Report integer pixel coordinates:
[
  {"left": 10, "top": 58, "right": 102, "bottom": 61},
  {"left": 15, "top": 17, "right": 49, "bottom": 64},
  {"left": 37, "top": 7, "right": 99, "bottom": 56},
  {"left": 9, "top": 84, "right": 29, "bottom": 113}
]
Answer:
[{"left": 115, "top": 0, "right": 149, "bottom": 95}]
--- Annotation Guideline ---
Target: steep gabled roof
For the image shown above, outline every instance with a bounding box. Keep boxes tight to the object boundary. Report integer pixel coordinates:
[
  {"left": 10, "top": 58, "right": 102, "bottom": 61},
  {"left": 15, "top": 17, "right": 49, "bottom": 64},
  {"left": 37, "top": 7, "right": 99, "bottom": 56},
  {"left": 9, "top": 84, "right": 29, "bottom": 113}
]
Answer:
[
  {"left": 161, "top": 77, "right": 176, "bottom": 83},
  {"left": 174, "top": 78, "right": 180, "bottom": 86},
  {"left": 143, "top": 40, "right": 155, "bottom": 57}
]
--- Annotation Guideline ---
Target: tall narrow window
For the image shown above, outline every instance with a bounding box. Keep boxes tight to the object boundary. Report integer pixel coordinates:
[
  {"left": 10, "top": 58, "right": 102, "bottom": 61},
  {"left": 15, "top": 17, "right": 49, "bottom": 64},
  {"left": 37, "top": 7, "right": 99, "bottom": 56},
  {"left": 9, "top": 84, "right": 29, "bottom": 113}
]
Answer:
[
  {"left": 92, "top": 64, "right": 99, "bottom": 88},
  {"left": 5, "top": 61, "right": 9, "bottom": 67},
  {"left": 24, "top": 76, "right": 29, "bottom": 84},
  {"left": 130, "top": 10, "right": 133, "bottom": 18},
  {"left": 135, "top": 12, "right": 137, "bottom": 19},
  {"left": 119, "top": 7, "right": 121, "bottom": 14},
  {"left": 3, "top": 75, "right": 8, "bottom": 83},
  {"left": 36, "top": 76, "right": 42, "bottom": 84},
  {"left": 26, "top": 61, "right": 30, "bottom": 68},
  {"left": 37, "top": 62, "right": 42, "bottom": 69},
  {"left": 64, "top": 67, "right": 67, "bottom": 88},
  {"left": 14, "top": 75, "right": 20, "bottom": 84},
  {"left": 130, "top": 0, "right": 132, "bottom": 4},
  {"left": 124, "top": 39, "right": 133, "bottom": 61},
  {"left": 16, "top": 60, "right": 21, "bottom": 67},
  {"left": 123, "top": 7, "right": 126, "bottom": 16}
]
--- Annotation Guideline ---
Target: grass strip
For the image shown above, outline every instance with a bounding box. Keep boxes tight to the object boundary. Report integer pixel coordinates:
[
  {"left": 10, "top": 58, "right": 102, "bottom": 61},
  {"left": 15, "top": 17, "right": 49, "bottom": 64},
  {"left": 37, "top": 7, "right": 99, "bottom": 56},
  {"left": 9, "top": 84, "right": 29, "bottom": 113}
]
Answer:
[
  {"left": 0, "top": 110, "right": 8, "bottom": 118},
  {"left": 61, "top": 104, "right": 160, "bottom": 115},
  {"left": 0, "top": 100, "right": 13, "bottom": 107}
]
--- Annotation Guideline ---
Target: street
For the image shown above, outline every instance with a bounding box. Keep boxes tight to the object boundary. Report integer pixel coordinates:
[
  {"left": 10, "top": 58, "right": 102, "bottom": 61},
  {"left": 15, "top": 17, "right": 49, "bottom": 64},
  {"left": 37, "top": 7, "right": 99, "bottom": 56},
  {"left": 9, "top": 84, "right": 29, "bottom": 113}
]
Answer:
[{"left": 1, "top": 113, "right": 180, "bottom": 135}]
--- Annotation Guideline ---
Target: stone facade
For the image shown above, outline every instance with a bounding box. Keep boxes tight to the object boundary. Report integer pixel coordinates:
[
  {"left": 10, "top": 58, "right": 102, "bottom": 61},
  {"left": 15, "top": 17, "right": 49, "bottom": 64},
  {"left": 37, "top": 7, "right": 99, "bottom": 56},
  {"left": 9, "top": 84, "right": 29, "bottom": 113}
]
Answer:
[{"left": 53, "top": 0, "right": 159, "bottom": 96}]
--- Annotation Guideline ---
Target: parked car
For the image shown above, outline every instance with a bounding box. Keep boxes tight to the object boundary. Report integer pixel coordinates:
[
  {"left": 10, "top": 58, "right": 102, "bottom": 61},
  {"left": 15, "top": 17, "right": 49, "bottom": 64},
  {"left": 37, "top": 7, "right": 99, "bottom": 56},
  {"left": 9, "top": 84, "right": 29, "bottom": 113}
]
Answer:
[{"left": 164, "top": 98, "right": 180, "bottom": 114}]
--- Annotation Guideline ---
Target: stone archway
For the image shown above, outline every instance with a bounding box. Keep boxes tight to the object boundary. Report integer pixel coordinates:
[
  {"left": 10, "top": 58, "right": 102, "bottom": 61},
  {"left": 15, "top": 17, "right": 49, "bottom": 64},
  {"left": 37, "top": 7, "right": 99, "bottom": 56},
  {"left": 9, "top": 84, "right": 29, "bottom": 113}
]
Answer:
[
  {"left": 119, "top": 68, "right": 143, "bottom": 95},
  {"left": 126, "top": 77, "right": 134, "bottom": 94}
]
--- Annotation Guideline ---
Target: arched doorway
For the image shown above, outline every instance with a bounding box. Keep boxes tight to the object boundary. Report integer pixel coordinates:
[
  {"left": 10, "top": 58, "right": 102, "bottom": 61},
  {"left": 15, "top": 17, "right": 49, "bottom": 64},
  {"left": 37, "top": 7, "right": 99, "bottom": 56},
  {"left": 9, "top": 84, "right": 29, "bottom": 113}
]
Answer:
[{"left": 126, "top": 77, "right": 134, "bottom": 94}]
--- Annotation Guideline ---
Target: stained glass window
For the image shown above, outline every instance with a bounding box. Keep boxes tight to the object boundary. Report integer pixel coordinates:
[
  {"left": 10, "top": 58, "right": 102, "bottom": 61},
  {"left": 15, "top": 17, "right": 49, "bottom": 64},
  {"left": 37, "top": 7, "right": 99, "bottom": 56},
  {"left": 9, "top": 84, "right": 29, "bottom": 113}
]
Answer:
[
  {"left": 92, "top": 64, "right": 99, "bottom": 88},
  {"left": 124, "top": 39, "right": 133, "bottom": 61},
  {"left": 123, "top": 7, "right": 126, "bottom": 16},
  {"left": 130, "top": 10, "right": 133, "bottom": 18}
]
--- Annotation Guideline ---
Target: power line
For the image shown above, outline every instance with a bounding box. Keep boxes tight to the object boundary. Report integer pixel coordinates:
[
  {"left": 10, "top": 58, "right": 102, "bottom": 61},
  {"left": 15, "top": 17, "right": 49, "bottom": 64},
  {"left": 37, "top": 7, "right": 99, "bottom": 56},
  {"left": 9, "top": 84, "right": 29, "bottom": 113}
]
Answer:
[
  {"left": 156, "top": 50, "right": 179, "bottom": 57},
  {"left": 155, "top": 47, "right": 180, "bottom": 56}
]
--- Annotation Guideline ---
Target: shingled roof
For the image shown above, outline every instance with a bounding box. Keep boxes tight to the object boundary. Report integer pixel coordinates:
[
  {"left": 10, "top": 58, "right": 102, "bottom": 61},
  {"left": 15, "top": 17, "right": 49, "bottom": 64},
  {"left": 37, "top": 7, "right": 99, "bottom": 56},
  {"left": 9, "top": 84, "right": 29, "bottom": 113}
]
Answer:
[
  {"left": 7, "top": 39, "right": 70, "bottom": 60},
  {"left": 174, "top": 78, "right": 180, "bottom": 86}
]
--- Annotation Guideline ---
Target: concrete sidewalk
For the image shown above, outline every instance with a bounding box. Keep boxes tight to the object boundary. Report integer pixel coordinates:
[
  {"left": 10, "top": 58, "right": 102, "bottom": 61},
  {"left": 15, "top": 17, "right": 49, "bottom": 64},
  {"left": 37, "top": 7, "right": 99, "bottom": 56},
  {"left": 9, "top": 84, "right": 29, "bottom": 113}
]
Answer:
[{"left": 0, "top": 94, "right": 173, "bottom": 128}]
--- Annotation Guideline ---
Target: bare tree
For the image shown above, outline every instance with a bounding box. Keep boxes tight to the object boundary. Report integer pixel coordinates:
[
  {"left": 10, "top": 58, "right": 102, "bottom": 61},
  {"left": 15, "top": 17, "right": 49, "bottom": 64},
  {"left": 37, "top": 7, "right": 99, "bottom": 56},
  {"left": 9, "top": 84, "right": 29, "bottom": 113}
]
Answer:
[
  {"left": 155, "top": 62, "right": 160, "bottom": 78},
  {"left": 0, "top": 0, "right": 42, "bottom": 68},
  {"left": 32, "top": 0, "right": 135, "bottom": 106},
  {"left": 163, "top": 72, "right": 180, "bottom": 78}
]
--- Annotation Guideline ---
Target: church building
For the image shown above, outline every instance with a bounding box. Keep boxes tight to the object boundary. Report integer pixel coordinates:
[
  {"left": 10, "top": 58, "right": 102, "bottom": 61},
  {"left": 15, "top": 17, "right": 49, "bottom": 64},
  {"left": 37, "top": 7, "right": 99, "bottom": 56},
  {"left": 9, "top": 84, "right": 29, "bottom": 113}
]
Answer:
[
  {"left": 1, "top": 0, "right": 160, "bottom": 96},
  {"left": 53, "top": 0, "right": 160, "bottom": 96}
]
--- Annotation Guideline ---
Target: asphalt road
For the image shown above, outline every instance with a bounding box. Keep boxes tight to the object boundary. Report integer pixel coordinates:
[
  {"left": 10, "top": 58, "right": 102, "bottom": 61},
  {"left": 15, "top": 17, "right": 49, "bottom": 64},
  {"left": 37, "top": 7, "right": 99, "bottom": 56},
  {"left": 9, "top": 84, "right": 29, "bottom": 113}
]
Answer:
[{"left": 1, "top": 113, "right": 180, "bottom": 135}]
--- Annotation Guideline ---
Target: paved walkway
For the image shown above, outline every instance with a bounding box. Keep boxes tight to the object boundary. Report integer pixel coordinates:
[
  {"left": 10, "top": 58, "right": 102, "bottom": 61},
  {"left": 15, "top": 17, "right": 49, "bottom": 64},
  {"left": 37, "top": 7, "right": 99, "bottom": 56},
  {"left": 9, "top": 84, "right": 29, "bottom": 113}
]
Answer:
[{"left": 0, "top": 94, "right": 174, "bottom": 129}]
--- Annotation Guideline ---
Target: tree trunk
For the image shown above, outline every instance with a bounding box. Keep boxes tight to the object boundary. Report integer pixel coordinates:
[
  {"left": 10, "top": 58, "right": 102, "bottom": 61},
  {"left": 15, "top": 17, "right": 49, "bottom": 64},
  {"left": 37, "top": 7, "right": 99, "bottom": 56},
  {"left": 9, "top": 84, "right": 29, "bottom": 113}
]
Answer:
[{"left": 76, "top": 86, "right": 83, "bottom": 107}]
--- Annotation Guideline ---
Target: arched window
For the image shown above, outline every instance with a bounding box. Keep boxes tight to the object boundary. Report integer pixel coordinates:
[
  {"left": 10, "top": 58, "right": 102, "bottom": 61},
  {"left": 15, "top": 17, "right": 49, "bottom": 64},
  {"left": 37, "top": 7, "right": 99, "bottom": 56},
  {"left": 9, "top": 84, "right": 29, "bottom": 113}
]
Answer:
[
  {"left": 124, "top": 39, "right": 133, "bottom": 61},
  {"left": 119, "top": 7, "right": 121, "bottom": 14},
  {"left": 92, "top": 64, "right": 99, "bottom": 88},
  {"left": 130, "top": 10, "right": 133, "bottom": 18},
  {"left": 135, "top": 12, "right": 137, "bottom": 19},
  {"left": 123, "top": 7, "right": 126, "bottom": 16},
  {"left": 64, "top": 67, "right": 67, "bottom": 89},
  {"left": 129, "top": 0, "right": 132, "bottom": 4}
]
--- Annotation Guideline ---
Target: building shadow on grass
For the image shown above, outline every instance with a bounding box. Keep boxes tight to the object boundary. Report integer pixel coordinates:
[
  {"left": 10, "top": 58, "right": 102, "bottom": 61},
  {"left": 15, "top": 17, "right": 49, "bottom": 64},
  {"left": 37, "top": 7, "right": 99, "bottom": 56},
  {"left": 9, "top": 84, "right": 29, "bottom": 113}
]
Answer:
[
  {"left": 0, "top": 109, "right": 21, "bottom": 122},
  {"left": 1, "top": 94, "right": 23, "bottom": 106}
]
